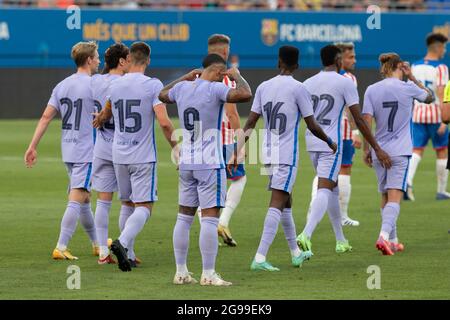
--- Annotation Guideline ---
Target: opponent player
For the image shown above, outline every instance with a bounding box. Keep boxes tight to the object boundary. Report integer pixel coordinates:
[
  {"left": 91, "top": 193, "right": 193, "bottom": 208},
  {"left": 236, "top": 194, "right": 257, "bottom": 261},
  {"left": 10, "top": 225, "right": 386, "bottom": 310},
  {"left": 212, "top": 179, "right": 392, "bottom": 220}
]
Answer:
[
  {"left": 296, "top": 45, "right": 391, "bottom": 255},
  {"left": 159, "top": 54, "right": 252, "bottom": 286},
  {"left": 362, "top": 53, "right": 432, "bottom": 255},
  {"left": 306, "top": 42, "right": 361, "bottom": 227},
  {"left": 200, "top": 34, "right": 247, "bottom": 247},
  {"left": 25, "top": 42, "right": 100, "bottom": 260},
  {"left": 231, "top": 46, "right": 337, "bottom": 272},
  {"left": 91, "top": 43, "right": 130, "bottom": 265},
  {"left": 406, "top": 33, "right": 449, "bottom": 200},
  {"left": 94, "top": 42, "right": 177, "bottom": 272}
]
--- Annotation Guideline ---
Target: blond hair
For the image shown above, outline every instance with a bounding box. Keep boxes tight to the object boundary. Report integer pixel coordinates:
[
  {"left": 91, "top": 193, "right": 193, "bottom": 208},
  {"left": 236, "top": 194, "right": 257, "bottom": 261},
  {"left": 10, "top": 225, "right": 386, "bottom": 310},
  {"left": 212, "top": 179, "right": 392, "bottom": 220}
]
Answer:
[
  {"left": 379, "top": 52, "right": 402, "bottom": 77},
  {"left": 335, "top": 42, "right": 354, "bottom": 53},
  {"left": 71, "top": 41, "right": 98, "bottom": 67}
]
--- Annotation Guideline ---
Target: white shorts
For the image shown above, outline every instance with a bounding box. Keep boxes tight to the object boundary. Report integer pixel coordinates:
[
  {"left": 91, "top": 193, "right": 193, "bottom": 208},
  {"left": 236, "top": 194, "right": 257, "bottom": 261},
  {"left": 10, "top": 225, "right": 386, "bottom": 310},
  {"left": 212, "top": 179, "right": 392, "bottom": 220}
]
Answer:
[
  {"left": 308, "top": 151, "right": 342, "bottom": 183},
  {"left": 64, "top": 162, "right": 92, "bottom": 192},
  {"left": 114, "top": 162, "right": 158, "bottom": 203},
  {"left": 92, "top": 157, "right": 118, "bottom": 193},
  {"left": 265, "top": 164, "right": 297, "bottom": 194}
]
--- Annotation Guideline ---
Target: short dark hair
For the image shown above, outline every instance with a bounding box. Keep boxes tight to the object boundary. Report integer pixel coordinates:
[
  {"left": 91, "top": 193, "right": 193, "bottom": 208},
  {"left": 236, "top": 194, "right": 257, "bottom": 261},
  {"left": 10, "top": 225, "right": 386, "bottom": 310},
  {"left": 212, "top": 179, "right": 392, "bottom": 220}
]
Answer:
[
  {"left": 104, "top": 43, "right": 129, "bottom": 70},
  {"left": 426, "top": 33, "right": 448, "bottom": 47},
  {"left": 320, "top": 45, "right": 342, "bottom": 67},
  {"left": 130, "top": 42, "right": 151, "bottom": 65},
  {"left": 207, "top": 34, "right": 231, "bottom": 47},
  {"left": 202, "top": 53, "right": 226, "bottom": 68},
  {"left": 279, "top": 45, "right": 299, "bottom": 68}
]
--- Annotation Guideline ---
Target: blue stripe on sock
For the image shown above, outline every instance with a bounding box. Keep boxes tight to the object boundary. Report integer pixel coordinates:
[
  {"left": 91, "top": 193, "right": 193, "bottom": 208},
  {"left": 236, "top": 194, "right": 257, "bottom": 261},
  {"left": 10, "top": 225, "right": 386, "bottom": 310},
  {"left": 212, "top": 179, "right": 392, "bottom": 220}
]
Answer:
[
  {"left": 284, "top": 166, "right": 294, "bottom": 192},
  {"left": 84, "top": 163, "right": 93, "bottom": 190}
]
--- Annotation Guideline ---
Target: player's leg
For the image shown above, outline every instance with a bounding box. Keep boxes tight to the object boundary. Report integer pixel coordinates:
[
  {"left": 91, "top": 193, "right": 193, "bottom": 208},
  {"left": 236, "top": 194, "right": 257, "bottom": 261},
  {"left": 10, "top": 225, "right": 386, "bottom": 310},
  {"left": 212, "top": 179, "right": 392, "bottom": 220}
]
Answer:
[
  {"left": 92, "top": 158, "right": 118, "bottom": 264},
  {"left": 198, "top": 169, "right": 231, "bottom": 286},
  {"left": 305, "top": 176, "right": 318, "bottom": 222},
  {"left": 339, "top": 139, "right": 359, "bottom": 226},
  {"left": 326, "top": 183, "right": 352, "bottom": 253},
  {"left": 173, "top": 169, "right": 198, "bottom": 284},
  {"left": 298, "top": 152, "right": 341, "bottom": 253},
  {"left": 406, "top": 123, "right": 428, "bottom": 200},
  {"left": 432, "top": 124, "right": 450, "bottom": 199}
]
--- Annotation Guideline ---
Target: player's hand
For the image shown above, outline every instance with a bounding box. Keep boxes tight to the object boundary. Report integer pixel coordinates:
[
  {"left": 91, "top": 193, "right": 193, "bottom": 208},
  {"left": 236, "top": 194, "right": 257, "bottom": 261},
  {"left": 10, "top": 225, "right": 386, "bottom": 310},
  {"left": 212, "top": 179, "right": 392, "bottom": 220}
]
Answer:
[
  {"left": 363, "top": 149, "right": 372, "bottom": 168},
  {"left": 400, "top": 62, "right": 414, "bottom": 81},
  {"left": 374, "top": 148, "right": 392, "bottom": 169},
  {"left": 185, "top": 69, "right": 203, "bottom": 81},
  {"left": 171, "top": 145, "right": 180, "bottom": 170},
  {"left": 226, "top": 153, "right": 238, "bottom": 176},
  {"left": 437, "top": 123, "right": 447, "bottom": 136},
  {"left": 352, "top": 134, "right": 362, "bottom": 149},
  {"left": 226, "top": 67, "right": 241, "bottom": 81},
  {"left": 24, "top": 148, "right": 37, "bottom": 168},
  {"left": 92, "top": 112, "right": 104, "bottom": 129}
]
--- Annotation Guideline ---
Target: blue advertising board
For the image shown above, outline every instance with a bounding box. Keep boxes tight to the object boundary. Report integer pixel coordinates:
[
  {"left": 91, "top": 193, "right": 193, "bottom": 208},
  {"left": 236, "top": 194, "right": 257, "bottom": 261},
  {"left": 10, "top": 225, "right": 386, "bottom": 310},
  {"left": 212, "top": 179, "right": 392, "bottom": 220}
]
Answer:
[{"left": 0, "top": 8, "right": 449, "bottom": 68}]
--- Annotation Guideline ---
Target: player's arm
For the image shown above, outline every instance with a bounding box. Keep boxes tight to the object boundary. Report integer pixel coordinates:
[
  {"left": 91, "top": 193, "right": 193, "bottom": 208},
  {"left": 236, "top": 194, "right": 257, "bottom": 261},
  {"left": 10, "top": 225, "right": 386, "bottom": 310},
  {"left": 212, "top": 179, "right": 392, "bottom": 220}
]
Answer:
[
  {"left": 401, "top": 63, "right": 434, "bottom": 104},
  {"left": 349, "top": 104, "right": 392, "bottom": 169},
  {"left": 361, "top": 113, "right": 374, "bottom": 167},
  {"left": 346, "top": 110, "right": 361, "bottom": 148},
  {"left": 225, "top": 103, "right": 241, "bottom": 130},
  {"left": 442, "top": 82, "right": 450, "bottom": 124},
  {"left": 303, "top": 116, "right": 337, "bottom": 153},
  {"left": 24, "top": 105, "right": 58, "bottom": 168},
  {"left": 225, "top": 68, "right": 252, "bottom": 103},
  {"left": 154, "top": 103, "right": 177, "bottom": 149},
  {"left": 158, "top": 69, "right": 203, "bottom": 104},
  {"left": 93, "top": 100, "right": 113, "bottom": 128}
]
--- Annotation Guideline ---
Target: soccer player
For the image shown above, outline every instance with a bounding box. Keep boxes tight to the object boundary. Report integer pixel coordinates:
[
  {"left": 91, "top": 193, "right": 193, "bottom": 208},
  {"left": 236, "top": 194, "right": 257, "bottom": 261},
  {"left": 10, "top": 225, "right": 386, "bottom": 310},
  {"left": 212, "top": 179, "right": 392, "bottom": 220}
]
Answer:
[
  {"left": 159, "top": 54, "right": 252, "bottom": 286},
  {"left": 201, "top": 34, "right": 247, "bottom": 247},
  {"left": 91, "top": 43, "right": 130, "bottom": 265},
  {"left": 406, "top": 33, "right": 449, "bottom": 201},
  {"left": 93, "top": 42, "right": 177, "bottom": 272},
  {"left": 362, "top": 53, "right": 433, "bottom": 255},
  {"left": 306, "top": 42, "right": 361, "bottom": 227},
  {"left": 24, "top": 41, "right": 100, "bottom": 260},
  {"left": 296, "top": 45, "right": 392, "bottom": 255},
  {"left": 442, "top": 81, "right": 450, "bottom": 233},
  {"left": 232, "top": 46, "right": 337, "bottom": 272}
]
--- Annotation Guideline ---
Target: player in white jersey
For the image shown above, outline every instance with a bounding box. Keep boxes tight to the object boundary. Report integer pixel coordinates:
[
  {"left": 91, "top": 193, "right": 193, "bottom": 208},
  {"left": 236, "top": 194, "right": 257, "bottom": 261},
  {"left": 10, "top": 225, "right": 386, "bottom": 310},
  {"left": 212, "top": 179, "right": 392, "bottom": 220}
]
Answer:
[
  {"left": 362, "top": 53, "right": 432, "bottom": 255},
  {"left": 25, "top": 42, "right": 100, "bottom": 260},
  {"left": 296, "top": 45, "right": 392, "bottom": 256},
  {"left": 91, "top": 43, "right": 130, "bottom": 265},
  {"left": 94, "top": 42, "right": 177, "bottom": 272},
  {"left": 196, "top": 34, "right": 247, "bottom": 247},
  {"left": 406, "top": 33, "right": 449, "bottom": 201},
  {"left": 306, "top": 42, "right": 361, "bottom": 227},
  {"left": 230, "top": 46, "right": 336, "bottom": 272}
]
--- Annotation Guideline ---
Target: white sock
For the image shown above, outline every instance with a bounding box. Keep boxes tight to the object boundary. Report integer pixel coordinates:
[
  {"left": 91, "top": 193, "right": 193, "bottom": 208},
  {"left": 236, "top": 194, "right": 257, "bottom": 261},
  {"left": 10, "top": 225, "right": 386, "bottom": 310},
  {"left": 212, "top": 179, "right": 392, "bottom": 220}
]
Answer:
[
  {"left": 220, "top": 176, "right": 247, "bottom": 227},
  {"left": 436, "top": 159, "right": 448, "bottom": 193},
  {"left": 57, "top": 243, "right": 67, "bottom": 251},
  {"left": 338, "top": 174, "right": 351, "bottom": 219},
  {"left": 306, "top": 176, "right": 319, "bottom": 222},
  {"left": 255, "top": 253, "right": 266, "bottom": 263},
  {"left": 407, "top": 153, "right": 421, "bottom": 187},
  {"left": 176, "top": 264, "right": 188, "bottom": 274},
  {"left": 99, "top": 246, "right": 109, "bottom": 258},
  {"left": 379, "top": 231, "right": 389, "bottom": 241},
  {"left": 291, "top": 248, "right": 301, "bottom": 258},
  {"left": 202, "top": 269, "right": 215, "bottom": 278}
]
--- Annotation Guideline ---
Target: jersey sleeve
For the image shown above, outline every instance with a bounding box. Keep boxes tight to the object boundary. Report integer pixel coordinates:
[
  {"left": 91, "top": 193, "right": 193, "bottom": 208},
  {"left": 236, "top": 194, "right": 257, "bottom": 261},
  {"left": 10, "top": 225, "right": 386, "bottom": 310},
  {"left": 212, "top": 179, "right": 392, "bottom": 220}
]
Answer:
[
  {"left": 250, "top": 85, "right": 262, "bottom": 114},
  {"left": 47, "top": 85, "right": 60, "bottom": 112},
  {"left": 362, "top": 87, "right": 374, "bottom": 116},
  {"left": 213, "top": 82, "right": 231, "bottom": 103},
  {"left": 296, "top": 85, "right": 314, "bottom": 118},
  {"left": 437, "top": 64, "right": 449, "bottom": 87},
  {"left": 444, "top": 81, "right": 450, "bottom": 103},
  {"left": 152, "top": 80, "right": 164, "bottom": 108},
  {"left": 343, "top": 79, "right": 360, "bottom": 107},
  {"left": 405, "top": 80, "right": 429, "bottom": 102},
  {"left": 223, "top": 75, "right": 237, "bottom": 89},
  {"left": 168, "top": 82, "right": 181, "bottom": 103}
]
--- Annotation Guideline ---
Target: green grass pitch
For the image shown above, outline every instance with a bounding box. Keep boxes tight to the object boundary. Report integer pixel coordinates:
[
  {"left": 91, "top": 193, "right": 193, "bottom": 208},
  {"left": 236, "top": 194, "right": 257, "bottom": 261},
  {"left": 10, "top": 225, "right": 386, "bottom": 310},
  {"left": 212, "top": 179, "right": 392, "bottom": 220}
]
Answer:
[{"left": 1, "top": 119, "right": 449, "bottom": 299}]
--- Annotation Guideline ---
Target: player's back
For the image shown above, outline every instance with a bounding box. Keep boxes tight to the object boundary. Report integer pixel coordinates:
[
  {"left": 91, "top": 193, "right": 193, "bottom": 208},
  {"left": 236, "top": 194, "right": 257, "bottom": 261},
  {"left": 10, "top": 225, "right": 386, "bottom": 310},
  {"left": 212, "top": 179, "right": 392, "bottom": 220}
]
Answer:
[
  {"left": 304, "top": 71, "right": 359, "bottom": 152},
  {"left": 363, "top": 78, "right": 428, "bottom": 157},
  {"left": 49, "top": 72, "right": 94, "bottom": 164},
  {"left": 92, "top": 73, "right": 120, "bottom": 161},
  {"left": 253, "top": 75, "right": 313, "bottom": 167},
  {"left": 108, "top": 72, "right": 163, "bottom": 164},
  {"left": 412, "top": 59, "right": 448, "bottom": 123},
  {"left": 170, "top": 78, "right": 230, "bottom": 170}
]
